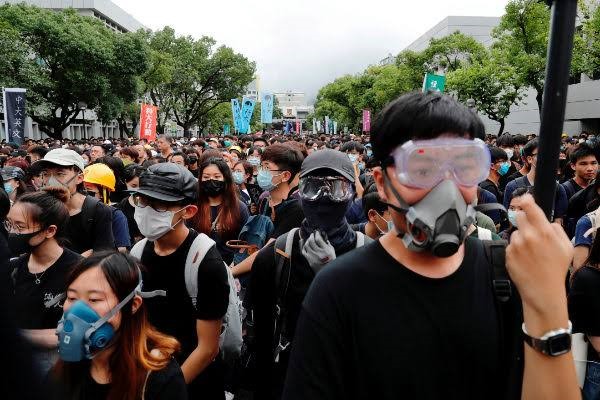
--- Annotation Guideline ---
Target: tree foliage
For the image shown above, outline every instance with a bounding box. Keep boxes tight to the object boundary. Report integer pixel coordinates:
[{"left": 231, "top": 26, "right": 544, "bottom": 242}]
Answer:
[{"left": 0, "top": 4, "right": 148, "bottom": 139}]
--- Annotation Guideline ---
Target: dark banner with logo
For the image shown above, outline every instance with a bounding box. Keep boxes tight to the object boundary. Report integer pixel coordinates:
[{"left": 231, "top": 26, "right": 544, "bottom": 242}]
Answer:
[{"left": 3, "top": 88, "right": 26, "bottom": 146}]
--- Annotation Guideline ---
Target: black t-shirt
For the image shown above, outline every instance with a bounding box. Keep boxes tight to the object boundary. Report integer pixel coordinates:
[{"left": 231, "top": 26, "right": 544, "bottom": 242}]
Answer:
[
  {"left": 260, "top": 198, "right": 305, "bottom": 239},
  {"left": 561, "top": 178, "right": 584, "bottom": 202},
  {"left": 248, "top": 230, "right": 362, "bottom": 400},
  {"left": 11, "top": 248, "right": 82, "bottom": 329},
  {"left": 53, "top": 358, "right": 187, "bottom": 400},
  {"left": 479, "top": 179, "right": 503, "bottom": 203},
  {"left": 569, "top": 266, "right": 600, "bottom": 362},
  {"left": 282, "top": 237, "right": 502, "bottom": 400},
  {"left": 139, "top": 229, "right": 229, "bottom": 398},
  {"left": 116, "top": 196, "right": 142, "bottom": 243},
  {"left": 65, "top": 197, "right": 115, "bottom": 254}
]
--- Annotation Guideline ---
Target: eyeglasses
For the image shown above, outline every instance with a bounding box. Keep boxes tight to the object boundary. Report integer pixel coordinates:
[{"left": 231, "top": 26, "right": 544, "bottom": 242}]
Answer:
[
  {"left": 389, "top": 138, "right": 490, "bottom": 189},
  {"left": 4, "top": 220, "right": 39, "bottom": 234},
  {"left": 298, "top": 176, "right": 354, "bottom": 202},
  {"left": 132, "top": 194, "right": 174, "bottom": 213}
]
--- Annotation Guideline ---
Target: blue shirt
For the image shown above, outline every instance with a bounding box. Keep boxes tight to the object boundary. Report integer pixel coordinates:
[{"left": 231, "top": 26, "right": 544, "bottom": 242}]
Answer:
[
  {"left": 503, "top": 176, "right": 568, "bottom": 219},
  {"left": 111, "top": 207, "right": 131, "bottom": 249},
  {"left": 574, "top": 215, "right": 593, "bottom": 248},
  {"left": 346, "top": 198, "right": 366, "bottom": 224}
]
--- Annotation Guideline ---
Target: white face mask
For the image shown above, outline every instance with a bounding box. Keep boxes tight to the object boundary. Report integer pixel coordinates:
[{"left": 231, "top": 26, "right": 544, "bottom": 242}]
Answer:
[
  {"left": 503, "top": 148, "right": 514, "bottom": 160},
  {"left": 134, "top": 206, "right": 186, "bottom": 241}
]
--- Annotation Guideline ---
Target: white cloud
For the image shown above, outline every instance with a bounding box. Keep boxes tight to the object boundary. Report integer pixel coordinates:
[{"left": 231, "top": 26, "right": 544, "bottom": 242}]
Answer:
[{"left": 113, "top": 0, "right": 509, "bottom": 102}]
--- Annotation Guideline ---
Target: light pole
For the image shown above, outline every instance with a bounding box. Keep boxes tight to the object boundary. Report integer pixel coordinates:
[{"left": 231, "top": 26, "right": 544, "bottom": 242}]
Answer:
[{"left": 78, "top": 101, "right": 87, "bottom": 139}]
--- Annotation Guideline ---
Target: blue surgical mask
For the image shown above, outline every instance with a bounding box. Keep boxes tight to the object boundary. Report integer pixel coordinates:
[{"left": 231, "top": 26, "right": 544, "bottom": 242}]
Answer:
[
  {"left": 56, "top": 269, "right": 164, "bottom": 362},
  {"left": 257, "top": 169, "right": 279, "bottom": 191},
  {"left": 4, "top": 183, "right": 13, "bottom": 194},
  {"left": 358, "top": 162, "right": 365, "bottom": 171},
  {"left": 232, "top": 171, "right": 245, "bottom": 185},
  {"left": 508, "top": 209, "right": 518, "bottom": 228},
  {"left": 247, "top": 157, "right": 261, "bottom": 166},
  {"left": 498, "top": 162, "right": 510, "bottom": 176},
  {"left": 366, "top": 149, "right": 373, "bottom": 157},
  {"left": 224, "top": 140, "right": 231, "bottom": 147},
  {"left": 348, "top": 154, "right": 358, "bottom": 163}
]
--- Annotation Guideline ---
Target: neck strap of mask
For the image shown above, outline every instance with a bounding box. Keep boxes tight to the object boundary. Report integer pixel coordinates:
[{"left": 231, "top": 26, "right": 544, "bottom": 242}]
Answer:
[
  {"left": 382, "top": 168, "right": 411, "bottom": 213},
  {"left": 87, "top": 267, "right": 166, "bottom": 334}
]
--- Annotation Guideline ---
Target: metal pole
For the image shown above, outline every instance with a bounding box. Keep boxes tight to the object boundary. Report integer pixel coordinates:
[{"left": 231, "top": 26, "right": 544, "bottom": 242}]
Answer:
[
  {"left": 82, "top": 109, "right": 86, "bottom": 140},
  {"left": 534, "top": 0, "right": 578, "bottom": 220}
]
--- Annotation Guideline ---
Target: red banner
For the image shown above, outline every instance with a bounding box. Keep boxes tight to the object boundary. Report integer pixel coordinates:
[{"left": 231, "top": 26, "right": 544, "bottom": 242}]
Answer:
[
  {"left": 295, "top": 119, "right": 301, "bottom": 134},
  {"left": 362, "top": 109, "right": 371, "bottom": 132},
  {"left": 139, "top": 104, "right": 158, "bottom": 141}
]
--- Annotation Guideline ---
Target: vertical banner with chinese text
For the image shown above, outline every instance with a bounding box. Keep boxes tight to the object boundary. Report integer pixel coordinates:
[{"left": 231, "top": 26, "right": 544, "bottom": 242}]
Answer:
[
  {"left": 3, "top": 88, "right": 26, "bottom": 145},
  {"left": 362, "top": 109, "right": 371, "bottom": 133},
  {"left": 139, "top": 104, "right": 157, "bottom": 142},
  {"left": 260, "top": 92, "right": 274, "bottom": 124},
  {"left": 295, "top": 119, "right": 301, "bottom": 134},
  {"left": 231, "top": 99, "right": 242, "bottom": 132},
  {"left": 239, "top": 97, "right": 256, "bottom": 134}
]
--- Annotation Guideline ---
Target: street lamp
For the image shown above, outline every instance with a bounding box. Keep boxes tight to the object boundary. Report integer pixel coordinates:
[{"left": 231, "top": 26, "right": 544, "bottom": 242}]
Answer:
[{"left": 78, "top": 101, "right": 87, "bottom": 139}]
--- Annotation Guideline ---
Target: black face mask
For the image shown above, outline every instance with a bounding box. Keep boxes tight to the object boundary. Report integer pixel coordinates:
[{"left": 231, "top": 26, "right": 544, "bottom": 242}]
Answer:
[
  {"left": 301, "top": 198, "right": 353, "bottom": 231},
  {"left": 188, "top": 157, "right": 198, "bottom": 164},
  {"left": 8, "top": 230, "right": 42, "bottom": 257},
  {"left": 201, "top": 179, "right": 226, "bottom": 197}
]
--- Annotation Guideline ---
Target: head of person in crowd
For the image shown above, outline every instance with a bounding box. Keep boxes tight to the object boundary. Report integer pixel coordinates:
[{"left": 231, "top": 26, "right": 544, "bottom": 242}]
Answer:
[
  {"left": 371, "top": 91, "right": 487, "bottom": 258},
  {"left": 233, "top": 161, "right": 253, "bottom": 188},
  {"left": 341, "top": 141, "right": 365, "bottom": 164},
  {"left": 1, "top": 166, "right": 28, "bottom": 202},
  {"left": 83, "top": 163, "right": 116, "bottom": 204},
  {"left": 80, "top": 151, "right": 91, "bottom": 167},
  {"left": 27, "top": 145, "right": 48, "bottom": 164},
  {"left": 229, "top": 146, "right": 243, "bottom": 164},
  {"left": 35, "top": 148, "right": 85, "bottom": 196},
  {"left": 95, "top": 156, "right": 127, "bottom": 201},
  {"left": 122, "top": 164, "right": 146, "bottom": 191},
  {"left": 5, "top": 186, "right": 70, "bottom": 257},
  {"left": 298, "top": 149, "right": 357, "bottom": 253},
  {"left": 246, "top": 146, "right": 263, "bottom": 168},
  {"left": 184, "top": 148, "right": 199, "bottom": 167},
  {"left": 507, "top": 186, "right": 533, "bottom": 231},
  {"left": 119, "top": 147, "right": 140, "bottom": 166},
  {"left": 133, "top": 144, "right": 149, "bottom": 164},
  {"left": 569, "top": 143, "right": 598, "bottom": 185},
  {"left": 487, "top": 146, "right": 509, "bottom": 181},
  {"left": 192, "top": 157, "right": 241, "bottom": 239},
  {"left": 25, "top": 162, "right": 44, "bottom": 192},
  {"left": 522, "top": 138, "right": 539, "bottom": 176},
  {"left": 51, "top": 251, "right": 180, "bottom": 400},
  {"left": 362, "top": 184, "right": 393, "bottom": 239},
  {"left": 133, "top": 163, "right": 198, "bottom": 242},
  {"left": 190, "top": 139, "right": 206, "bottom": 154},
  {"left": 170, "top": 151, "right": 187, "bottom": 167},
  {"left": 156, "top": 135, "right": 174, "bottom": 155},
  {"left": 258, "top": 143, "right": 304, "bottom": 198},
  {"left": 90, "top": 145, "right": 106, "bottom": 162},
  {"left": 495, "top": 134, "right": 517, "bottom": 162},
  {"left": 253, "top": 138, "right": 268, "bottom": 150},
  {"left": 207, "top": 137, "right": 219, "bottom": 149}
]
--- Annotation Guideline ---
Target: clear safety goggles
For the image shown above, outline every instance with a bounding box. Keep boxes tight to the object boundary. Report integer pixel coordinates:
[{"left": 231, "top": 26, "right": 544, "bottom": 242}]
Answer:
[
  {"left": 390, "top": 138, "right": 490, "bottom": 189},
  {"left": 298, "top": 176, "right": 353, "bottom": 202}
]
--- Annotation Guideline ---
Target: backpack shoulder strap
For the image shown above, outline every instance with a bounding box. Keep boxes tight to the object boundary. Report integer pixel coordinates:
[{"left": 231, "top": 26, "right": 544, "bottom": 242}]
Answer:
[
  {"left": 355, "top": 231, "right": 365, "bottom": 247},
  {"left": 81, "top": 196, "right": 100, "bottom": 236},
  {"left": 184, "top": 233, "right": 217, "bottom": 307},
  {"left": 130, "top": 238, "right": 149, "bottom": 260},
  {"left": 274, "top": 228, "right": 299, "bottom": 288},
  {"left": 481, "top": 239, "right": 524, "bottom": 399}
]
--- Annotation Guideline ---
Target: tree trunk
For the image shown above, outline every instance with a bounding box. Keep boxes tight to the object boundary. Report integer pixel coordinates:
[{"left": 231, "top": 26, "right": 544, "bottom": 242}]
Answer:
[{"left": 497, "top": 119, "right": 505, "bottom": 136}]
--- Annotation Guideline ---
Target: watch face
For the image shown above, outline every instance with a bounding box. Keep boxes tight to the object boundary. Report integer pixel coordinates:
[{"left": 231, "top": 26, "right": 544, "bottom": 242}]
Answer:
[{"left": 548, "top": 333, "right": 572, "bottom": 356}]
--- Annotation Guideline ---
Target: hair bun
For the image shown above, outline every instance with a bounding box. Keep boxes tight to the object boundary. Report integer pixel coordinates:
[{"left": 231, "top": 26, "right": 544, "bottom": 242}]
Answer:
[{"left": 41, "top": 186, "right": 71, "bottom": 203}]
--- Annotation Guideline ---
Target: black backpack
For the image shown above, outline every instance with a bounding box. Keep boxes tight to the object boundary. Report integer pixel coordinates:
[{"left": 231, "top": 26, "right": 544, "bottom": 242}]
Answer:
[
  {"left": 80, "top": 195, "right": 100, "bottom": 239},
  {"left": 482, "top": 240, "right": 523, "bottom": 400}
]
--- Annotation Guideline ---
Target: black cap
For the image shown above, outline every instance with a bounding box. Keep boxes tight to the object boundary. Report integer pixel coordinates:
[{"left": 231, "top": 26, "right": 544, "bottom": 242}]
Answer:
[
  {"left": 137, "top": 162, "right": 198, "bottom": 202},
  {"left": 300, "top": 149, "right": 355, "bottom": 181},
  {"left": 1, "top": 166, "right": 25, "bottom": 181}
]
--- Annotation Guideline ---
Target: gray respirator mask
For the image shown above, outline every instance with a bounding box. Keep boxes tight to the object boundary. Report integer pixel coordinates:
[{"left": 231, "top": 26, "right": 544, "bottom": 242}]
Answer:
[{"left": 383, "top": 171, "right": 477, "bottom": 258}]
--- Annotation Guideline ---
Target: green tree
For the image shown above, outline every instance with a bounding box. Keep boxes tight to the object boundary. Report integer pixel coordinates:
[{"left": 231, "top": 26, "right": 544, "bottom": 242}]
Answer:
[
  {"left": 447, "top": 49, "right": 525, "bottom": 135},
  {"left": 144, "top": 27, "right": 255, "bottom": 138},
  {"left": 579, "top": 1, "right": 600, "bottom": 79},
  {"left": 423, "top": 31, "right": 486, "bottom": 73},
  {"left": 0, "top": 4, "right": 148, "bottom": 139},
  {"left": 395, "top": 49, "right": 428, "bottom": 89}
]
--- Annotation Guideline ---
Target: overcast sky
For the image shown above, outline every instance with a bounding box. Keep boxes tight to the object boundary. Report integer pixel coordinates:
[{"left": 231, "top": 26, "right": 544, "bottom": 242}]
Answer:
[{"left": 113, "top": 0, "right": 509, "bottom": 103}]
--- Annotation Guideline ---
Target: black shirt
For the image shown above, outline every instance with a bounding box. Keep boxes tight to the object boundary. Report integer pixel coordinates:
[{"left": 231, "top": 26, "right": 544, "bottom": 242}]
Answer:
[
  {"left": 260, "top": 198, "right": 305, "bottom": 239},
  {"left": 11, "top": 248, "right": 82, "bottom": 329},
  {"left": 54, "top": 358, "right": 187, "bottom": 400},
  {"left": 569, "top": 266, "right": 600, "bottom": 362},
  {"left": 479, "top": 178, "right": 503, "bottom": 203},
  {"left": 249, "top": 230, "right": 363, "bottom": 400},
  {"left": 139, "top": 229, "right": 229, "bottom": 399},
  {"left": 282, "top": 237, "right": 501, "bottom": 400},
  {"left": 561, "top": 178, "right": 584, "bottom": 202},
  {"left": 65, "top": 197, "right": 115, "bottom": 254},
  {"left": 116, "top": 196, "right": 142, "bottom": 244},
  {"left": 209, "top": 201, "right": 249, "bottom": 265}
]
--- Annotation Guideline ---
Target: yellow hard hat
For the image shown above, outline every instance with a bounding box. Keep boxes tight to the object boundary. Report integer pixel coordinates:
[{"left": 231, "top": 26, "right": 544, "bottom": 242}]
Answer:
[
  {"left": 229, "top": 145, "right": 243, "bottom": 155},
  {"left": 84, "top": 163, "right": 116, "bottom": 191}
]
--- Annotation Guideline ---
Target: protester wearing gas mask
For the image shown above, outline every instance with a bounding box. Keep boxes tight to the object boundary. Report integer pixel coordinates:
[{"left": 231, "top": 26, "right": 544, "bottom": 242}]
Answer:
[
  {"left": 129, "top": 162, "right": 229, "bottom": 400},
  {"left": 283, "top": 92, "right": 578, "bottom": 400},
  {"left": 34, "top": 149, "right": 114, "bottom": 256},
  {"left": 6, "top": 187, "right": 82, "bottom": 375},
  {"left": 49, "top": 252, "right": 187, "bottom": 400},
  {"left": 190, "top": 157, "right": 249, "bottom": 265},
  {"left": 248, "top": 149, "right": 370, "bottom": 400}
]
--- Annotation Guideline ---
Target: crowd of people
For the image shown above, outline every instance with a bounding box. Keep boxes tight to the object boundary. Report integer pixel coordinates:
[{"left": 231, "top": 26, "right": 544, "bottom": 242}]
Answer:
[{"left": 0, "top": 90, "right": 595, "bottom": 399}]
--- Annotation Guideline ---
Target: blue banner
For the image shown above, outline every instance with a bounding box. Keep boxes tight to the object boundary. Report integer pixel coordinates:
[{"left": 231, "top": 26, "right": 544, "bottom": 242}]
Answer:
[
  {"left": 223, "top": 124, "right": 230, "bottom": 135},
  {"left": 231, "top": 99, "right": 242, "bottom": 131},
  {"left": 3, "top": 88, "right": 26, "bottom": 145},
  {"left": 260, "top": 92, "right": 274, "bottom": 124},
  {"left": 239, "top": 97, "right": 256, "bottom": 134}
]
